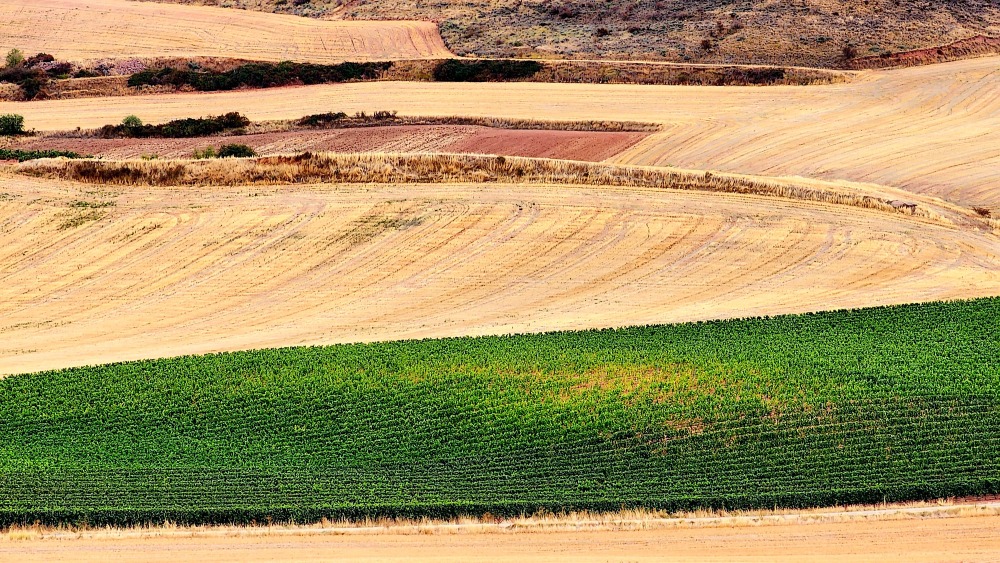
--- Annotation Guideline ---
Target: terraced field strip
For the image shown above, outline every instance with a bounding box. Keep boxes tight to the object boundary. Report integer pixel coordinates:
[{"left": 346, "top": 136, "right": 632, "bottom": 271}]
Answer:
[
  {"left": 3, "top": 126, "right": 650, "bottom": 162},
  {"left": 2, "top": 172, "right": 998, "bottom": 375},
  {"left": 0, "top": 0, "right": 450, "bottom": 62},
  {"left": 6, "top": 57, "right": 997, "bottom": 210}
]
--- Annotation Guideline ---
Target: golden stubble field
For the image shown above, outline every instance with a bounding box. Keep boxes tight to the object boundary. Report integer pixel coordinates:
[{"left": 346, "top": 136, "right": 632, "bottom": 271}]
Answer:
[
  {"left": 2, "top": 171, "right": 998, "bottom": 376},
  {"left": 3, "top": 56, "right": 998, "bottom": 210},
  {"left": 0, "top": 0, "right": 450, "bottom": 62}
]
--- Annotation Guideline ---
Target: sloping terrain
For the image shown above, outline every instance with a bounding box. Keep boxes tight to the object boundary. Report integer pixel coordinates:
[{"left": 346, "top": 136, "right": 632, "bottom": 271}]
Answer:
[
  {"left": 3, "top": 126, "right": 649, "bottom": 161},
  {"left": 2, "top": 170, "right": 998, "bottom": 375},
  {"left": 4, "top": 57, "right": 998, "bottom": 211},
  {"left": 145, "top": 0, "right": 1000, "bottom": 67},
  {"left": 0, "top": 0, "right": 450, "bottom": 63}
]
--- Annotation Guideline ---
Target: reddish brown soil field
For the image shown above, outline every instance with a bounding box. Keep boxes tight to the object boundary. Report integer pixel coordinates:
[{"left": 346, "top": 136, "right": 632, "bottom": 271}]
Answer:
[{"left": 10, "top": 126, "right": 648, "bottom": 162}]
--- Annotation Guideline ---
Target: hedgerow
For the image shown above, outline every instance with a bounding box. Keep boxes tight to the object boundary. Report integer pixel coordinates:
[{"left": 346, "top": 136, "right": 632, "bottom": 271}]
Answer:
[
  {"left": 128, "top": 61, "right": 392, "bottom": 91},
  {"left": 0, "top": 298, "right": 998, "bottom": 525},
  {"left": 0, "top": 148, "right": 83, "bottom": 161},
  {"left": 98, "top": 113, "right": 250, "bottom": 138},
  {"left": 432, "top": 59, "right": 543, "bottom": 81}
]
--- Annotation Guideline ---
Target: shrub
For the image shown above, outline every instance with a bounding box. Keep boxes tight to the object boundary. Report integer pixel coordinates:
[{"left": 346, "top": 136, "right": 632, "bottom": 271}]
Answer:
[
  {"left": 432, "top": 59, "right": 543, "bottom": 82},
  {"left": 129, "top": 61, "right": 392, "bottom": 92},
  {"left": 5, "top": 49, "right": 23, "bottom": 68},
  {"left": 193, "top": 147, "right": 217, "bottom": 160},
  {"left": 217, "top": 144, "right": 257, "bottom": 158},
  {"left": 297, "top": 112, "right": 348, "bottom": 127},
  {"left": 0, "top": 148, "right": 82, "bottom": 161},
  {"left": 0, "top": 114, "right": 25, "bottom": 136},
  {"left": 100, "top": 112, "right": 250, "bottom": 138}
]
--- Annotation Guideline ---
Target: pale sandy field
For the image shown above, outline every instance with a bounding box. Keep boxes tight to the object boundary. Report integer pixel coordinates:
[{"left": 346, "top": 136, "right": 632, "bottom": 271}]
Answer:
[
  {"left": 2, "top": 172, "right": 997, "bottom": 375},
  {"left": 0, "top": 0, "right": 449, "bottom": 62},
  {"left": 5, "top": 56, "right": 997, "bottom": 210},
  {"left": 1, "top": 513, "right": 999, "bottom": 562}
]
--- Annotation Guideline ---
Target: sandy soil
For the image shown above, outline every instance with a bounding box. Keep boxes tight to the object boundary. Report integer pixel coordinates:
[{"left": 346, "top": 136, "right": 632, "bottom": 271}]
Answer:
[
  {"left": 0, "top": 0, "right": 449, "bottom": 63},
  {"left": 6, "top": 57, "right": 998, "bottom": 211},
  {"left": 2, "top": 173, "right": 997, "bottom": 375},
  {"left": 2, "top": 514, "right": 999, "bottom": 562},
  {"left": 5, "top": 126, "right": 649, "bottom": 161}
]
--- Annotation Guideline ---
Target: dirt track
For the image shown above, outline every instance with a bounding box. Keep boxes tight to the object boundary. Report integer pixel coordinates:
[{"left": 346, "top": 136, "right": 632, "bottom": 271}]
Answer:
[
  {"left": 2, "top": 514, "right": 999, "bottom": 562},
  {"left": 6, "top": 57, "right": 997, "bottom": 210},
  {"left": 0, "top": 0, "right": 449, "bottom": 62},
  {"left": 2, "top": 173, "right": 998, "bottom": 375},
  {"left": 5, "top": 126, "right": 649, "bottom": 161}
]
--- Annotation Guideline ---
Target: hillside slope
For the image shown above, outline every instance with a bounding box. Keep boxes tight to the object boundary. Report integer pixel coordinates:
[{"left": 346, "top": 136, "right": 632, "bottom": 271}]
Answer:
[
  {"left": 1, "top": 299, "right": 999, "bottom": 524},
  {"left": 2, "top": 168, "right": 998, "bottom": 375},
  {"left": 0, "top": 0, "right": 450, "bottom": 63},
  {"left": 143, "top": 0, "right": 1000, "bottom": 67}
]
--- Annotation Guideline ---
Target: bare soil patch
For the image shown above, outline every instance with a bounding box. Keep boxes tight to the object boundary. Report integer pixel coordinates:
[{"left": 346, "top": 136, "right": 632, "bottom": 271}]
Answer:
[{"left": 4, "top": 127, "right": 649, "bottom": 162}]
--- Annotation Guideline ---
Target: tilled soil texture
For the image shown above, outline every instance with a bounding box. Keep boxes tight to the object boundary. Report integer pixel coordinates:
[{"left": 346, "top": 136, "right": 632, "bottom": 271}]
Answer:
[
  {"left": 2, "top": 174, "right": 998, "bottom": 375},
  {"left": 5, "top": 57, "right": 999, "bottom": 212},
  {"left": 0, "top": 0, "right": 450, "bottom": 63},
  {"left": 5, "top": 126, "right": 650, "bottom": 162}
]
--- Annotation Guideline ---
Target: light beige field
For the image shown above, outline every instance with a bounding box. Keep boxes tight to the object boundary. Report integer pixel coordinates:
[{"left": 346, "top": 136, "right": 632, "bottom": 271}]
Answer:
[
  {"left": 2, "top": 169, "right": 997, "bottom": 375},
  {"left": 0, "top": 0, "right": 449, "bottom": 63},
  {"left": 2, "top": 511, "right": 999, "bottom": 562},
  {"left": 6, "top": 56, "right": 997, "bottom": 211}
]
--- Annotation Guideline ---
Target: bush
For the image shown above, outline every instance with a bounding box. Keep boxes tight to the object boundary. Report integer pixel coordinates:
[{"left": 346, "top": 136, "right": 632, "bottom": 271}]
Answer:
[
  {"left": 193, "top": 147, "right": 217, "bottom": 160},
  {"left": 0, "top": 114, "right": 25, "bottom": 136},
  {"left": 100, "top": 112, "right": 250, "bottom": 138},
  {"left": 129, "top": 61, "right": 392, "bottom": 92},
  {"left": 0, "top": 148, "right": 82, "bottom": 161},
  {"left": 297, "top": 112, "right": 348, "bottom": 127},
  {"left": 5, "top": 49, "right": 23, "bottom": 68},
  {"left": 217, "top": 144, "right": 257, "bottom": 158},
  {"left": 432, "top": 59, "right": 543, "bottom": 82}
]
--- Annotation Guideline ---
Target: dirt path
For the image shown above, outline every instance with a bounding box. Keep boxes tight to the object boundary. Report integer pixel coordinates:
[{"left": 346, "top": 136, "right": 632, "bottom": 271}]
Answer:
[
  {"left": 2, "top": 174, "right": 998, "bottom": 375},
  {"left": 0, "top": 0, "right": 450, "bottom": 62},
  {"left": 2, "top": 512, "right": 999, "bottom": 562},
  {"left": 6, "top": 57, "right": 997, "bottom": 211}
]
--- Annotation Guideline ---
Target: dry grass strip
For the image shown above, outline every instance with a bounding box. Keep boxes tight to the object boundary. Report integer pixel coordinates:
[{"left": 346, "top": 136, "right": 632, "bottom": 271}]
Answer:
[{"left": 15, "top": 153, "right": 930, "bottom": 219}]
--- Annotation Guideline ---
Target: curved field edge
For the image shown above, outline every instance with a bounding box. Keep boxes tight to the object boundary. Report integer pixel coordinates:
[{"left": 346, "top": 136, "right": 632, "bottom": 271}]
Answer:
[
  {"left": 1, "top": 298, "right": 999, "bottom": 526},
  {"left": 12, "top": 153, "right": 977, "bottom": 226}
]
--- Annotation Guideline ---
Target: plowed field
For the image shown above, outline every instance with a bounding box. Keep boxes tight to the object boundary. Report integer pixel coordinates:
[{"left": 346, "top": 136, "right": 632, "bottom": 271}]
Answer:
[
  {"left": 6, "top": 57, "right": 996, "bottom": 210},
  {"left": 0, "top": 0, "right": 449, "bottom": 62},
  {"left": 2, "top": 173, "right": 998, "bottom": 375},
  {"left": 5, "top": 126, "right": 648, "bottom": 161}
]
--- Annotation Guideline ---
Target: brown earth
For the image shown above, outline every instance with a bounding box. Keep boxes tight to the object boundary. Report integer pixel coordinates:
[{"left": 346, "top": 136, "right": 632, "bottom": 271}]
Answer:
[
  {"left": 4, "top": 57, "right": 998, "bottom": 212},
  {"left": 4, "top": 126, "right": 649, "bottom": 161},
  {"left": 0, "top": 0, "right": 450, "bottom": 63},
  {"left": 1, "top": 172, "right": 997, "bottom": 376},
  {"left": 1, "top": 513, "right": 999, "bottom": 562}
]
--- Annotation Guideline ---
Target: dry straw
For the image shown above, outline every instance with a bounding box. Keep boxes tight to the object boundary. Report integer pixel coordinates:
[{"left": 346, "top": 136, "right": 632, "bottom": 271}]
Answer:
[{"left": 16, "top": 152, "right": 927, "bottom": 218}]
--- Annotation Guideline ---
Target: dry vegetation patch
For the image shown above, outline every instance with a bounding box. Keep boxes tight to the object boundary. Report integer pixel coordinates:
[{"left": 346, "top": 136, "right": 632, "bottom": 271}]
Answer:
[{"left": 14, "top": 153, "right": 936, "bottom": 220}]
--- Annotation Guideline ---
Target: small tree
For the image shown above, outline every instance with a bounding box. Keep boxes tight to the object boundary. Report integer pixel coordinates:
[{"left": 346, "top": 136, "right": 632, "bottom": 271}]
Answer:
[
  {"left": 217, "top": 144, "right": 257, "bottom": 158},
  {"left": 5, "top": 49, "right": 24, "bottom": 68},
  {"left": 121, "top": 115, "right": 143, "bottom": 129},
  {"left": 0, "top": 114, "right": 25, "bottom": 136}
]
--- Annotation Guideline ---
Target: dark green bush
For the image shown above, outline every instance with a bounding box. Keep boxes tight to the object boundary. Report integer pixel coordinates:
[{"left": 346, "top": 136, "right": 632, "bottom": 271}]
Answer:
[
  {"left": 99, "top": 112, "right": 250, "bottom": 138},
  {"left": 432, "top": 59, "right": 543, "bottom": 82},
  {"left": 296, "top": 112, "right": 348, "bottom": 127},
  {"left": 0, "top": 148, "right": 82, "bottom": 161},
  {"left": 0, "top": 114, "right": 25, "bottom": 136},
  {"left": 129, "top": 61, "right": 392, "bottom": 92},
  {"left": 216, "top": 144, "right": 257, "bottom": 158}
]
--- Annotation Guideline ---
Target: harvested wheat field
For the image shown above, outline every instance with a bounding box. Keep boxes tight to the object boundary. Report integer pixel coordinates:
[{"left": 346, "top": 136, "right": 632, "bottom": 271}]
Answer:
[
  {"left": 3, "top": 126, "right": 649, "bottom": 161},
  {"left": 6, "top": 57, "right": 998, "bottom": 210},
  {"left": 1, "top": 163, "right": 998, "bottom": 375},
  {"left": 1, "top": 510, "right": 999, "bottom": 562},
  {"left": 0, "top": 0, "right": 449, "bottom": 63}
]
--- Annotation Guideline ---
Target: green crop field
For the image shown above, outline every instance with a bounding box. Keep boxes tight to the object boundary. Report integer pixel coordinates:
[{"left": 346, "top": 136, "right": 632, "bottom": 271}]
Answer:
[{"left": 1, "top": 298, "right": 998, "bottom": 526}]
